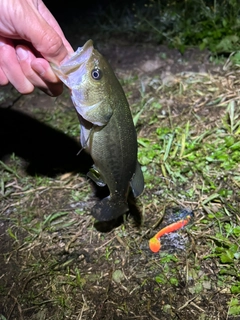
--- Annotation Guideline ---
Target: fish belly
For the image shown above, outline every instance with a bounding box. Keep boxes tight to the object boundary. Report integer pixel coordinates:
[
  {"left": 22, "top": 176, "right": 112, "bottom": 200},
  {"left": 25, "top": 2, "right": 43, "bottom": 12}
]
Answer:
[{"left": 90, "top": 107, "right": 137, "bottom": 200}]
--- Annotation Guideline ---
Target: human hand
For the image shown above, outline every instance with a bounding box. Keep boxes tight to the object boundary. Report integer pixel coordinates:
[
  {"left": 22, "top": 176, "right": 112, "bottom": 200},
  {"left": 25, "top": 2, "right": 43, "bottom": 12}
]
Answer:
[{"left": 0, "top": 0, "right": 74, "bottom": 96}]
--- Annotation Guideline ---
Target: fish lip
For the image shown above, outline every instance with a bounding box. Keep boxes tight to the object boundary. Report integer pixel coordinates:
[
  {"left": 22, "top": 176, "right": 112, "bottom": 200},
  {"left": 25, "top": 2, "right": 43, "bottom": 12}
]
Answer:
[
  {"left": 50, "top": 40, "right": 94, "bottom": 86},
  {"left": 60, "top": 40, "right": 94, "bottom": 72}
]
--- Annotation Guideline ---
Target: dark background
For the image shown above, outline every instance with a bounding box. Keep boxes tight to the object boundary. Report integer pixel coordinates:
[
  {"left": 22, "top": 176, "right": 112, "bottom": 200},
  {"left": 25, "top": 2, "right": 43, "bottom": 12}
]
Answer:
[{"left": 44, "top": 0, "right": 136, "bottom": 23}]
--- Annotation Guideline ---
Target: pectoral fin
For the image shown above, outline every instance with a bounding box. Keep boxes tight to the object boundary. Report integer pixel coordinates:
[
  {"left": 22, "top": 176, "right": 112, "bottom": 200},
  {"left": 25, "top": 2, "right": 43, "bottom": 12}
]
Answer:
[{"left": 130, "top": 162, "right": 144, "bottom": 197}]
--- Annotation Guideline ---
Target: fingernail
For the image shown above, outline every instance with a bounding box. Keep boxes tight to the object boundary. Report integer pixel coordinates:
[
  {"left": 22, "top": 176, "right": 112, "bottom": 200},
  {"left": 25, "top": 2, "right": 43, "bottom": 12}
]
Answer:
[{"left": 16, "top": 47, "right": 29, "bottom": 61}]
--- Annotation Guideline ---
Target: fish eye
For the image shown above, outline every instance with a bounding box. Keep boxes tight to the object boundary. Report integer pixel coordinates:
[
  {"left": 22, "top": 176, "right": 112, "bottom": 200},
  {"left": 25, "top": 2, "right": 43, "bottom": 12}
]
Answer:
[{"left": 91, "top": 68, "right": 102, "bottom": 80}]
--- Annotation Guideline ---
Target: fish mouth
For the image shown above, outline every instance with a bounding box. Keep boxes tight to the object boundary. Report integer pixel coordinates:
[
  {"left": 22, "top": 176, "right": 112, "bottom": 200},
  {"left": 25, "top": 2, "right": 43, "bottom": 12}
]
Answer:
[
  {"left": 61, "top": 41, "right": 94, "bottom": 75},
  {"left": 51, "top": 40, "right": 94, "bottom": 86}
]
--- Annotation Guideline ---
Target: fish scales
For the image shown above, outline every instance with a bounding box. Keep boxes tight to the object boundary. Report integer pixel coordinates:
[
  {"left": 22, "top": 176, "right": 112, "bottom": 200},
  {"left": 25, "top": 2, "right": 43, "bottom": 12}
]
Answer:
[
  {"left": 91, "top": 99, "right": 137, "bottom": 193},
  {"left": 51, "top": 39, "right": 144, "bottom": 221}
]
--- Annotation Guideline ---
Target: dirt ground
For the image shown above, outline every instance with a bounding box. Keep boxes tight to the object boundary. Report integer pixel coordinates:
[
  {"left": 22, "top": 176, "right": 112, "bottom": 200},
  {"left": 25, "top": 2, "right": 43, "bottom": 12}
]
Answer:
[{"left": 0, "top": 28, "right": 240, "bottom": 320}]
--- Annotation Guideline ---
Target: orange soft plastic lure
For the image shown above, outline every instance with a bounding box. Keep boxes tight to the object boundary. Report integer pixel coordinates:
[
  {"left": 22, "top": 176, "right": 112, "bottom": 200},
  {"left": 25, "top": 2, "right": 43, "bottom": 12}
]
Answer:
[{"left": 149, "top": 214, "right": 192, "bottom": 253}]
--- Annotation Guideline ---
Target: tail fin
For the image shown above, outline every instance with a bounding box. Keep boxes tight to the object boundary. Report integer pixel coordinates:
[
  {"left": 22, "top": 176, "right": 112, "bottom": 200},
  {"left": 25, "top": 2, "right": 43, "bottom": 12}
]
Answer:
[{"left": 91, "top": 196, "right": 128, "bottom": 221}]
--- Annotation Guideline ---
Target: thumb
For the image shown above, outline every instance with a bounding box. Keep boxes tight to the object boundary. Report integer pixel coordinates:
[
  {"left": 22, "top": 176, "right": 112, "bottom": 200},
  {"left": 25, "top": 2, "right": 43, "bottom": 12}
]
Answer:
[
  {"left": 17, "top": 1, "right": 72, "bottom": 64},
  {"left": 25, "top": 16, "right": 69, "bottom": 64}
]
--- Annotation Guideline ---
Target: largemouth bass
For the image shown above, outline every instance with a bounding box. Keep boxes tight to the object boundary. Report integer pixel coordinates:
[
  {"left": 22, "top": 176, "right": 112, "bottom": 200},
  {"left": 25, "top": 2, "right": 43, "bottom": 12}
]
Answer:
[{"left": 51, "top": 39, "right": 144, "bottom": 221}]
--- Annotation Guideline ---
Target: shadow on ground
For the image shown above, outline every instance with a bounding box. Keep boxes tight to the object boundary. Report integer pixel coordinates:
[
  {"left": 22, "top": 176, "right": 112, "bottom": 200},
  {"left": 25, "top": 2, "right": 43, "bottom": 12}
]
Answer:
[{"left": 0, "top": 107, "right": 92, "bottom": 177}]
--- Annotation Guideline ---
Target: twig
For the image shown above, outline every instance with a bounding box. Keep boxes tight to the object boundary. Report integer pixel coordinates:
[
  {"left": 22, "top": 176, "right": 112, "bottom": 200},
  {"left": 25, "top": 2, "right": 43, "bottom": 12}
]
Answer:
[
  {"left": 77, "top": 295, "right": 88, "bottom": 320},
  {"left": 11, "top": 183, "right": 86, "bottom": 196},
  {"left": 190, "top": 301, "right": 205, "bottom": 312},
  {"left": 7, "top": 295, "right": 24, "bottom": 320},
  {"left": 140, "top": 205, "right": 166, "bottom": 239},
  {"left": 65, "top": 226, "right": 85, "bottom": 252},
  {"left": 115, "top": 235, "right": 129, "bottom": 250},
  {"left": 148, "top": 310, "right": 161, "bottom": 320},
  {"left": 178, "top": 296, "right": 197, "bottom": 311},
  {"left": 95, "top": 236, "right": 116, "bottom": 251}
]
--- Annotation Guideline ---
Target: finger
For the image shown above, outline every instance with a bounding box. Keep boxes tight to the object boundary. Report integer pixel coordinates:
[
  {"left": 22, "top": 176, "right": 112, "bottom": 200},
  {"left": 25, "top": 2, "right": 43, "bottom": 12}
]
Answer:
[
  {"left": 16, "top": 45, "right": 63, "bottom": 96},
  {"left": 19, "top": 5, "right": 70, "bottom": 64},
  {"left": 0, "top": 36, "right": 34, "bottom": 93},
  {"left": 31, "top": 57, "right": 60, "bottom": 83},
  {"left": 31, "top": 58, "right": 64, "bottom": 96},
  {"left": 37, "top": 0, "right": 74, "bottom": 55},
  {"left": 0, "top": 67, "right": 8, "bottom": 85},
  {"left": 1, "top": 0, "right": 72, "bottom": 65}
]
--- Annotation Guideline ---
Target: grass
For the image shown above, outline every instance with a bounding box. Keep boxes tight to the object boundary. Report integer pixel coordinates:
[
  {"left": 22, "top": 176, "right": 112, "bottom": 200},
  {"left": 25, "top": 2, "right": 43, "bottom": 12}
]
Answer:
[
  {"left": 91, "top": 0, "right": 240, "bottom": 55},
  {"left": 1, "top": 66, "right": 240, "bottom": 319},
  {"left": 1, "top": 12, "right": 240, "bottom": 318}
]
